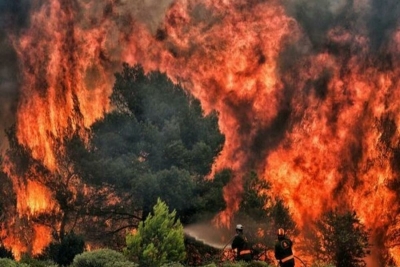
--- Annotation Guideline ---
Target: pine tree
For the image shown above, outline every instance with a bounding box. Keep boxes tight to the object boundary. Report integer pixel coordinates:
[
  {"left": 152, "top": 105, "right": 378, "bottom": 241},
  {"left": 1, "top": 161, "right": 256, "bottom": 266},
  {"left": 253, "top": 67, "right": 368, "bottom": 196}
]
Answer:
[
  {"left": 124, "top": 198, "right": 186, "bottom": 267},
  {"left": 315, "top": 209, "right": 370, "bottom": 267}
]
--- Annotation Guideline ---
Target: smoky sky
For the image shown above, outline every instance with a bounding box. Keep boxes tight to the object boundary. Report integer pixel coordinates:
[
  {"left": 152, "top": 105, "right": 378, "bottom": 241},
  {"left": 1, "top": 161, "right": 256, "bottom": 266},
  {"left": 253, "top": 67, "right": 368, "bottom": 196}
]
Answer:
[
  {"left": 282, "top": 0, "right": 400, "bottom": 53},
  {"left": 0, "top": 0, "right": 30, "bottom": 152},
  {"left": 367, "top": 0, "right": 400, "bottom": 51},
  {"left": 0, "top": 0, "right": 31, "bottom": 28}
]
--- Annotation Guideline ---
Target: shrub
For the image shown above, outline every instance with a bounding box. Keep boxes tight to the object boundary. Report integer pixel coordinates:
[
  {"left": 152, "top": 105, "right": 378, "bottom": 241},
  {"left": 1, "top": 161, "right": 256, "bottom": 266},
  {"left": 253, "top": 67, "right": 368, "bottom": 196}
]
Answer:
[
  {"left": 19, "top": 254, "right": 58, "bottom": 267},
  {"left": 72, "top": 248, "right": 137, "bottom": 267},
  {"left": 201, "top": 263, "right": 218, "bottom": 267},
  {"left": 160, "top": 262, "right": 185, "bottom": 267},
  {"left": 248, "top": 261, "right": 269, "bottom": 267},
  {"left": 125, "top": 198, "right": 186, "bottom": 267},
  {"left": 220, "top": 261, "right": 246, "bottom": 267},
  {"left": 40, "top": 231, "right": 85, "bottom": 266},
  {"left": 0, "top": 258, "right": 29, "bottom": 267}
]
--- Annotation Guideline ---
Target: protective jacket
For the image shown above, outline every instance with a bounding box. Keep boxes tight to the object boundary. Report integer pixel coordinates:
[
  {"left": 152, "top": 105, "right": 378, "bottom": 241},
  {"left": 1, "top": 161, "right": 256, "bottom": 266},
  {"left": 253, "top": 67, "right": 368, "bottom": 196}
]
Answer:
[
  {"left": 274, "top": 236, "right": 295, "bottom": 267},
  {"left": 231, "top": 233, "right": 252, "bottom": 262}
]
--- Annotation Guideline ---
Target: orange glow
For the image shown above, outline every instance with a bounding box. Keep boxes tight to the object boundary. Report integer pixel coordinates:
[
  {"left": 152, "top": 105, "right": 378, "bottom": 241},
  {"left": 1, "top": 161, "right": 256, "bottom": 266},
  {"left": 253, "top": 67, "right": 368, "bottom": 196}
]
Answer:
[
  {"left": 16, "top": 180, "right": 56, "bottom": 215},
  {"left": 32, "top": 225, "right": 52, "bottom": 255}
]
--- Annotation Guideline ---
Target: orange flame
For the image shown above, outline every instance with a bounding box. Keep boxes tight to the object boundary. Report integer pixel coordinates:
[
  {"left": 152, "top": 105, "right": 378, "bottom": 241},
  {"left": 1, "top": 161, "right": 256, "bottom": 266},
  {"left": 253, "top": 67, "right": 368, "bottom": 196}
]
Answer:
[{"left": 16, "top": 180, "right": 56, "bottom": 215}]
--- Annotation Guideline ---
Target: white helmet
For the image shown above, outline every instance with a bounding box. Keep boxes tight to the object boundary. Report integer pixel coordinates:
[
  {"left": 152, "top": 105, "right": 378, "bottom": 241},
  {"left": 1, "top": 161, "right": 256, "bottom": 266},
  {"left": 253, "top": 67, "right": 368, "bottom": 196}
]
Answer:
[
  {"left": 236, "top": 224, "right": 243, "bottom": 231},
  {"left": 277, "top": 228, "right": 285, "bottom": 237}
]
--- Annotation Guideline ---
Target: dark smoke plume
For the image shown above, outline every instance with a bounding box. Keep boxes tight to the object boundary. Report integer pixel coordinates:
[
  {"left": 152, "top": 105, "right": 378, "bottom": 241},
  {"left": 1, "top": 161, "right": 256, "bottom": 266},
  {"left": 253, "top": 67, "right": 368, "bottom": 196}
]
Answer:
[{"left": 0, "top": 0, "right": 30, "bottom": 152}]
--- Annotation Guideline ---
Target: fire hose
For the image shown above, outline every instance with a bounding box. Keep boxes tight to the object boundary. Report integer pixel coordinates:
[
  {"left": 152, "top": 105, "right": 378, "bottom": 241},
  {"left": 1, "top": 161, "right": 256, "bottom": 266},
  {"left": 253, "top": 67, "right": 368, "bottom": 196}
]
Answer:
[
  {"left": 218, "top": 236, "right": 235, "bottom": 260},
  {"left": 294, "top": 255, "right": 307, "bottom": 267},
  {"left": 218, "top": 236, "right": 307, "bottom": 267},
  {"left": 276, "top": 255, "right": 307, "bottom": 267}
]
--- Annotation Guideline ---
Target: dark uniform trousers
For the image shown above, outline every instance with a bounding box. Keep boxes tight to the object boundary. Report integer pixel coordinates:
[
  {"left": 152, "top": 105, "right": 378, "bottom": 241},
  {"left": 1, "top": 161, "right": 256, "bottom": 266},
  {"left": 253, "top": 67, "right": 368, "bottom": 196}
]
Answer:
[{"left": 232, "top": 233, "right": 252, "bottom": 262}]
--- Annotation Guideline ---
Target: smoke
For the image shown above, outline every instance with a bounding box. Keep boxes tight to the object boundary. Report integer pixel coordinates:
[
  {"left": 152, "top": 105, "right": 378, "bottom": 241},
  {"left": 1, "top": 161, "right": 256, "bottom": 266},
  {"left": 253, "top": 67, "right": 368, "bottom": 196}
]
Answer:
[
  {"left": 366, "top": 0, "right": 400, "bottom": 52},
  {"left": 282, "top": 0, "right": 400, "bottom": 54},
  {"left": 281, "top": 0, "right": 351, "bottom": 50},
  {"left": 0, "top": 34, "right": 18, "bottom": 152},
  {"left": 0, "top": 0, "right": 31, "bottom": 28},
  {"left": 184, "top": 222, "right": 233, "bottom": 249},
  {"left": 0, "top": 0, "right": 30, "bottom": 152},
  {"left": 125, "top": 0, "right": 175, "bottom": 34}
]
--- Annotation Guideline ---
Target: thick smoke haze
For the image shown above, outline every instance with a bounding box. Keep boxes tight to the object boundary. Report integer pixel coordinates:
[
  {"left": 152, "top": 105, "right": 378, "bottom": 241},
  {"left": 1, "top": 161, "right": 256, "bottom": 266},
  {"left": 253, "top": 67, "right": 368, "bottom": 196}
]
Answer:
[
  {"left": 282, "top": 0, "right": 400, "bottom": 53},
  {"left": 0, "top": 0, "right": 30, "bottom": 152},
  {"left": 0, "top": 34, "right": 18, "bottom": 152}
]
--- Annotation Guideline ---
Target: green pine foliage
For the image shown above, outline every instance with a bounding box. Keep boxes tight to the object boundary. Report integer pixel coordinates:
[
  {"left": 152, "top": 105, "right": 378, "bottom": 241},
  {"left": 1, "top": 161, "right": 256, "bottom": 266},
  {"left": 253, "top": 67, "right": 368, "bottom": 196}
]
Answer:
[
  {"left": 314, "top": 209, "right": 370, "bottom": 267},
  {"left": 78, "top": 63, "right": 225, "bottom": 226},
  {"left": 124, "top": 198, "right": 186, "bottom": 267}
]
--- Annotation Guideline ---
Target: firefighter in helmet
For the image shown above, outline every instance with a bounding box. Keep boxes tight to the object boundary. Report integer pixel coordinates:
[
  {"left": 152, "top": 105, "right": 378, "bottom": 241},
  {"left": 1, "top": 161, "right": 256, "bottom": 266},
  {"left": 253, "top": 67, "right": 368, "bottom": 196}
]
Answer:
[
  {"left": 274, "top": 228, "right": 295, "bottom": 266},
  {"left": 231, "top": 224, "right": 252, "bottom": 262}
]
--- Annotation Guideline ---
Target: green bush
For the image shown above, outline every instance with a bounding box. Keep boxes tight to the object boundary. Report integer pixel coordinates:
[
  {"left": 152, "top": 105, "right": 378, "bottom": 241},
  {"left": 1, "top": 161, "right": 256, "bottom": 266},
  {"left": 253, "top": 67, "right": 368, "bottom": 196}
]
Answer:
[
  {"left": 19, "top": 254, "right": 58, "bottom": 267},
  {"left": 247, "top": 261, "right": 269, "bottom": 267},
  {"left": 201, "top": 263, "right": 218, "bottom": 267},
  {"left": 160, "top": 262, "right": 185, "bottom": 267},
  {"left": 72, "top": 248, "right": 137, "bottom": 267},
  {"left": 56, "top": 232, "right": 85, "bottom": 266},
  {"left": 310, "top": 262, "right": 335, "bottom": 267},
  {"left": 39, "top": 232, "right": 85, "bottom": 266},
  {"left": 104, "top": 262, "right": 138, "bottom": 267},
  {"left": 220, "top": 261, "right": 246, "bottom": 267},
  {"left": 125, "top": 199, "right": 186, "bottom": 267},
  {"left": 0, "top": 258, "right": 29, "bottom": 267}
]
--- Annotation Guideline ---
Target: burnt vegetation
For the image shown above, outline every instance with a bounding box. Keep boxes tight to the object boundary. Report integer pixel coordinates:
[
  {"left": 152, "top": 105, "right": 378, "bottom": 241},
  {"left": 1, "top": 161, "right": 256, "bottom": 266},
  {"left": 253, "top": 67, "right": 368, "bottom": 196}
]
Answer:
[{"left": 0, "top": 63, "right": 371, "bottom": 266}]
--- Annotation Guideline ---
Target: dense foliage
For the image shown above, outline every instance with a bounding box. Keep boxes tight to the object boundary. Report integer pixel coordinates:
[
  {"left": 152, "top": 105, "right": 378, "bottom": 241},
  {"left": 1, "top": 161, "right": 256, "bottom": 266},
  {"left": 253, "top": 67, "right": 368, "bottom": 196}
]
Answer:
[
  {"left": 313, "top": 209, "right": 370, "bottom": 267},
  {"left": 70, "top": 64, "right": 226, "bottom": 245},
  {"left": 0, "top": 258, "right": 29, "bottom": 267},
  {"left": 125, "top": 198, "right": 186, "bottom": 267},
  {"left": 40, "top": 232, "right": 85, "bottom": 266}
]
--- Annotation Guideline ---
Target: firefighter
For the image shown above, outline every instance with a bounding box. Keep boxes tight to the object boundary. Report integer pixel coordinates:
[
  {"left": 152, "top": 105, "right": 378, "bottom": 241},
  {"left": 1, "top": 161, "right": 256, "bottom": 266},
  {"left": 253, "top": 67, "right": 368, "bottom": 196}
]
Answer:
[
  {"left": 231, "top": 224, "right": 252, "bottom": 262},
  {"left": 274, "top": 228, "right": 295, "bottom": 267}
]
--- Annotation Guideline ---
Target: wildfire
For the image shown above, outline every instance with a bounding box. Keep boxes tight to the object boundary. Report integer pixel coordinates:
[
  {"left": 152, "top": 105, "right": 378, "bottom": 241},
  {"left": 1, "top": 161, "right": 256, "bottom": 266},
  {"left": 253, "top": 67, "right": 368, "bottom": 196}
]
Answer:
[
  {"left": 17, "top": 180, "right": 55, "bottom": 215},
  {"left": 2, "top": 0, "right": 400, "bottom": 265}
]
